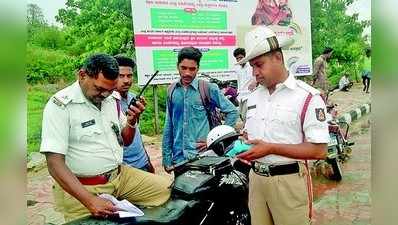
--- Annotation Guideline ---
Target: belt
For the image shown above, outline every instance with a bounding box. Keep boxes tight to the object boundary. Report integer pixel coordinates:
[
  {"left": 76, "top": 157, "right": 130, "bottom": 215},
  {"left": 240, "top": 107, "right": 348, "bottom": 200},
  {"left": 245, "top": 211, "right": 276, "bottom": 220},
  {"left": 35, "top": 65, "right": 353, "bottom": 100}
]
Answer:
[
  {"left": 77, "top": 167, "right": 119, "bottom": 185},
  {"left": 252, "top": 161, "right": 299, "bottom": 177}
]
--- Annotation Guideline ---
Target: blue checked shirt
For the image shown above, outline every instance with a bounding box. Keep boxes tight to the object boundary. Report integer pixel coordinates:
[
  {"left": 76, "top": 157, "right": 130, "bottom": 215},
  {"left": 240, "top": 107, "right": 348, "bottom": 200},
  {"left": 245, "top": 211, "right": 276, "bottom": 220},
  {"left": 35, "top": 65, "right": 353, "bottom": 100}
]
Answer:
[{"left": 162, "top": 79, "right": 238, "bottom": 167}]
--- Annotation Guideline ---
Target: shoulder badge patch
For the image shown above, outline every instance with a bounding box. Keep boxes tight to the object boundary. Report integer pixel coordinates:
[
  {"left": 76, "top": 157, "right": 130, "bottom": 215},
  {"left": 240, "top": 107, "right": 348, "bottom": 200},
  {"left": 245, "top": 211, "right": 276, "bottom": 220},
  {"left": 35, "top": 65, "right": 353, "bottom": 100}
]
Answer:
[
  {"left": 52, "top": 97, "right": 65, "bottom": 107},
  {"left": 315, "top": 108, "right": 326, "bottom": 122}
]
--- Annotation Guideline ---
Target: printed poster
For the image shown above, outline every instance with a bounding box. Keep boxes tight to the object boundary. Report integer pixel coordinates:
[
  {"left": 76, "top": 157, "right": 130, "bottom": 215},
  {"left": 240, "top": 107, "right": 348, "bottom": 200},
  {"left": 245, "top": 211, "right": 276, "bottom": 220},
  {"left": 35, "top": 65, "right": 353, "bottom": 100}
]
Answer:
[{"left": 131, "top": 0, "right": 312, "bottom": 85}]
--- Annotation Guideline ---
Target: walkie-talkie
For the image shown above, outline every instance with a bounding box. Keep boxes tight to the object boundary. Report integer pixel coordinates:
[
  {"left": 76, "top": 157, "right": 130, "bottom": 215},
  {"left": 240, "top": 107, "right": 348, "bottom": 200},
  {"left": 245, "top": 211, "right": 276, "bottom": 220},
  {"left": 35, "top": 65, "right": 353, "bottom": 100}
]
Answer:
[{"left": 127, "top": 70, "right": 159, "bottom": 112}]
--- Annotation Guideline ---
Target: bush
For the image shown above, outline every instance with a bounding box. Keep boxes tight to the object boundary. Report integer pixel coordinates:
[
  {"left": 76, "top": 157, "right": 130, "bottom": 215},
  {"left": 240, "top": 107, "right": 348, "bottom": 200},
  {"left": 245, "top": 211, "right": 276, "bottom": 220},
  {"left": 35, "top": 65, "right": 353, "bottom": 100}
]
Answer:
[
  {"left": 27, "top": 44, "right": 78, "bottom": 84},
  {"left": 31, "top": 26, "right": 66, "bottom": 50}
]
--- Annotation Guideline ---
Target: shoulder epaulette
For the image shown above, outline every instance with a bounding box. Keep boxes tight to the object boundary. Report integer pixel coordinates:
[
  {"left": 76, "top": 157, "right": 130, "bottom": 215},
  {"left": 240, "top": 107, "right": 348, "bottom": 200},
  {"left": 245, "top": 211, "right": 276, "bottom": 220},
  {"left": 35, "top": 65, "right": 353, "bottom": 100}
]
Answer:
[
  {"left": 296, "top": 80, "right": 320, "bottom": 95},
  {"left": 52, "top": 90, "right": 72, "bottom": 107}
]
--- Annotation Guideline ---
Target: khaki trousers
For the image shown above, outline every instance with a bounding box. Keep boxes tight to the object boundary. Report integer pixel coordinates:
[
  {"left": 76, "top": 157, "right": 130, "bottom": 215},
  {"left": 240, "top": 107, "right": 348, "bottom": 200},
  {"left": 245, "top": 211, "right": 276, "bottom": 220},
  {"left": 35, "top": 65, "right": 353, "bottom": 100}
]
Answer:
[
  {"left": 249, "top": 163, "right": 312, "bottom": 225},
  {"left": 53, "top": 165, "right": 172, "bottom": 222}
]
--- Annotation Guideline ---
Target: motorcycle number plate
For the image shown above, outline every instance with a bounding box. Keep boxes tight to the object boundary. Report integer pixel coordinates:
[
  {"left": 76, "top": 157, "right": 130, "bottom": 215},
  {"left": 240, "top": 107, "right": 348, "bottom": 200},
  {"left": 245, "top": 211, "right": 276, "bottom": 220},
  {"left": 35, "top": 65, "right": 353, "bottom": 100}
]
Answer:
[{"left": 328, "top": 136, "right": 338, "bottom": 147}]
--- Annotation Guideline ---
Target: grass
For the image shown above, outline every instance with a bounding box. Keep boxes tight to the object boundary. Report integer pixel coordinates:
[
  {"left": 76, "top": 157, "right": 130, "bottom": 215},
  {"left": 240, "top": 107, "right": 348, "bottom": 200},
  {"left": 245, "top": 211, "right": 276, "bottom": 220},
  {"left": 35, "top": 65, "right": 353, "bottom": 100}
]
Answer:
[{"left": 27, "top": 81, "right": 168, "bottom": 154}]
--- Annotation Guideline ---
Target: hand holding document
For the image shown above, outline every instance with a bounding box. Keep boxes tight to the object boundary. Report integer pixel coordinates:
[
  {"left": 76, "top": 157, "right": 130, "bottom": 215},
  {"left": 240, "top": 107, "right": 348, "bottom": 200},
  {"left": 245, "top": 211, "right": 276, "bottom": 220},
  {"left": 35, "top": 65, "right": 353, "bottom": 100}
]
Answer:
[{"left": 99, "top": 193, "right": 144, "bottom": 218}]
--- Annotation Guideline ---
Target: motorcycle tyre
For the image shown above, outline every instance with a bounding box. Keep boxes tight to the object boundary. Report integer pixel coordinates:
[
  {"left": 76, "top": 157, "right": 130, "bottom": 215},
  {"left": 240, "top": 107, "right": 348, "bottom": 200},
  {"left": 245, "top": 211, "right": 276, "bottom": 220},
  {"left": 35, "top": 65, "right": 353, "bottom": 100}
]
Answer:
[{"left": 329, "top": 157, "right": 343, "bottom": 181}]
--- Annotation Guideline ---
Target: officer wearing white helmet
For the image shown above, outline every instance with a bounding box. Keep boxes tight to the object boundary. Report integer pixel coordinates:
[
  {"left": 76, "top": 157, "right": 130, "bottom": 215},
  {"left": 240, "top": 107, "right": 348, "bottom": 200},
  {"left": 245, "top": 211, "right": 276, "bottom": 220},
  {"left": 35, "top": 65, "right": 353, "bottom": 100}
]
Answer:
[{"left": 235, "top": 26, "right": 329, "bottom": 225}]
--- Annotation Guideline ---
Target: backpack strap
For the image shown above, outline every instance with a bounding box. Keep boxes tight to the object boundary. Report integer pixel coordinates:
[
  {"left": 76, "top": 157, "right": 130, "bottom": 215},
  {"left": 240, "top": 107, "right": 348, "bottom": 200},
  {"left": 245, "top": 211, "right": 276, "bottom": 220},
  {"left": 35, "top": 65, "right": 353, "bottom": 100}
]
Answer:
[
  {"left": 299, "top": 92, "right": 314, "bottom": 220},
  {"left": 167, "top": 82, "right": 177, "bottom": 118},
  {"left": 198, "top": 80, "right": 211, "bottom": 106},
  {"left": 198, "top": 80, "right": 213, "bottom": 127}
]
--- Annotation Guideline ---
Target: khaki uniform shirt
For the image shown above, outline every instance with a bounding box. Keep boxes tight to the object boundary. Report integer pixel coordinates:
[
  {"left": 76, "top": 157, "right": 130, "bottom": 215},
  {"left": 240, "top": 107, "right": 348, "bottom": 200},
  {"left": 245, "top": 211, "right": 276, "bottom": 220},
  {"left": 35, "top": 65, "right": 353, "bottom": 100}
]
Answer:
[
  {"left": 244, "top": 74, "right": 329, "bottom": 164},
  {"left": 40, "top": 81, "right": 127, "bottom": 176}
]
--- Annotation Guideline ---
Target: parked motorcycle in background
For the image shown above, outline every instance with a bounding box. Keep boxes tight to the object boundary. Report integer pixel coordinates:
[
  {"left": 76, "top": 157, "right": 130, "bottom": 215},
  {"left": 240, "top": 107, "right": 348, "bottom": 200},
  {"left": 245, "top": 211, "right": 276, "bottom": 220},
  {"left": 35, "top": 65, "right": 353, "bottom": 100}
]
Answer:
[
  {"left": 315, "top": 90, "right": 355, "bottom": 181},
  {"left": 201, "top": 73, "right": 239, "bottom": 107}
]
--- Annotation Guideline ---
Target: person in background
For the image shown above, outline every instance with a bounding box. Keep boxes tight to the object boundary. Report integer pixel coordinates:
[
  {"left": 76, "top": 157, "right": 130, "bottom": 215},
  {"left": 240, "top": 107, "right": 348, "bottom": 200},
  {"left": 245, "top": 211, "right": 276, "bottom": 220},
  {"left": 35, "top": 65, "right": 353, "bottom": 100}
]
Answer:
[
  {"left": 313, "top": 47, "right": 333, "bottom": 93},
  {"left": 114, "top": 55, "right": 155, "bottom": 173},
  {"left": 338, "top": 73, "right": 353, "bottom": 92},
  {"left": 362, "top": 48, "right": 371, "bottom": 93},
  {"left": 233, "top": 48, "right": 257, "bottom": 122}
]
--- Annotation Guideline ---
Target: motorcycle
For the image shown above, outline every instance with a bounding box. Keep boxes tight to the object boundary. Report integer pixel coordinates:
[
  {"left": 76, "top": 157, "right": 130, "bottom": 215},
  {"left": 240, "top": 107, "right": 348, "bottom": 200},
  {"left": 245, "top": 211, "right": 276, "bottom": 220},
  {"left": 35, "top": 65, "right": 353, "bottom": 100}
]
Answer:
[
  {"left": 66, "top": 126, "right": 251, "bottom": 225},
  {"left": 314, "top": 96, "right": 355, "bottom": 181},
  {"left": 201, "top": 73, "right": 239, "bottom": 107}
]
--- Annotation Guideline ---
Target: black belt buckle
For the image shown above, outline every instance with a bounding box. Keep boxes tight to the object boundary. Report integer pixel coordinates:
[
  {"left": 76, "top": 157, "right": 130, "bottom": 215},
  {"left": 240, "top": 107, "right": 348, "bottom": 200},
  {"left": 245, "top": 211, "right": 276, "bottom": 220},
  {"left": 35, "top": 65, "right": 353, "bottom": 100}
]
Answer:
[{"left": 252, "top": 161, "right": 271, "bottom": 177}]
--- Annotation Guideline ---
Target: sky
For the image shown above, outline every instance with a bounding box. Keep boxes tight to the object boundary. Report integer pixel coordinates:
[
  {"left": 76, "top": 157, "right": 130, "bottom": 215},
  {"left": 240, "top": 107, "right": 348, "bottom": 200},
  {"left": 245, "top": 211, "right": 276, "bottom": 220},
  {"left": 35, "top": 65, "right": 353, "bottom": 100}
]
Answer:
[
  {"left": 27, "top": 0, "right": 66, "bottom": 26},
  {"left": 346, "top": 0, "right": 371, "bottom": 39},
  {"left": 28, "top": 0, "right": 371, "bottom": 37}
]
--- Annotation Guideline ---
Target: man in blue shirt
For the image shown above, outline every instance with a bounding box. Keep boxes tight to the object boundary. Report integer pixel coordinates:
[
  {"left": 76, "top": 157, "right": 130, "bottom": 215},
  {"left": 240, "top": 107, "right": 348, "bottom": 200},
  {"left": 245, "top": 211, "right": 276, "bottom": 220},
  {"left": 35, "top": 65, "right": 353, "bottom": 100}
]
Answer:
[
  {"left": 114, "top": 55, "right": 155, "bottom": 173},
  {"left": 162, "top": 47, "right": 238, "bottom": 173}
]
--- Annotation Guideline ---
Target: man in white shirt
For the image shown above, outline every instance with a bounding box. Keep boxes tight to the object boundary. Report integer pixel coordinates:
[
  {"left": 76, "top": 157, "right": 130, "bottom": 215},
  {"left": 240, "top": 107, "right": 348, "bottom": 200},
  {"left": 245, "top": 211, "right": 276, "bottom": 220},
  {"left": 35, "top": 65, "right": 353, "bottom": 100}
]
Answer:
[
  {"left": 236, "top": 26, "right": 328, "bottom": 225},
  {"left": 233, "top": 48, "right": 257, "bottom": 122},
  {"left": 338, "top": 73, "right": 353, "bottom": 91},
  {"left": 40, "top": 53, "right": 171, "bottom": 221}
]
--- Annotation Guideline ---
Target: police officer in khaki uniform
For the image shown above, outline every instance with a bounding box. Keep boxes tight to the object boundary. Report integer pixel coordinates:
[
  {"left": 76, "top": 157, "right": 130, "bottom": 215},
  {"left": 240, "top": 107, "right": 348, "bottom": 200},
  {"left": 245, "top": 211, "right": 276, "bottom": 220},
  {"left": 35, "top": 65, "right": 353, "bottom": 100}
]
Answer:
[
  {"left": 236, "top": 27, "right": 329, "bottom": 225},
  {"left": 40, "top": 53, "right": 172, "bottom": 221}
]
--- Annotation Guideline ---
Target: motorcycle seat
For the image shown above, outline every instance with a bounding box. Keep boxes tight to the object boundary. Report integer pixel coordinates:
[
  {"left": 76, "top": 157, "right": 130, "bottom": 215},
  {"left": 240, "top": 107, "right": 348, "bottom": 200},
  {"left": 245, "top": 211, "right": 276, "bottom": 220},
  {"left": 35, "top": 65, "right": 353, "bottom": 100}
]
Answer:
[{"left": 64, "top": 199, "right": 199, "bottom": 225}]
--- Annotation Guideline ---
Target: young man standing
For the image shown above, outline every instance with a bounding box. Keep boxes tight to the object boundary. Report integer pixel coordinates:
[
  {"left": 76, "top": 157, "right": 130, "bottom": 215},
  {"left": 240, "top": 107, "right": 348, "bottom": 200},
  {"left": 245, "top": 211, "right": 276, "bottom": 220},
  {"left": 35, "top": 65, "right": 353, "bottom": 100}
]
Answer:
[
  {"left": 162, "top": 47, "right": 238, "bottom": 172},
  {"left": 114, "top": 55, "right": 155, "bottom": 173},
  {"left": 236, "top": 26, "right": 328, "bottom": 225},
  {"left": 233, "top": 47, "right": 257, "bottom": 122}
]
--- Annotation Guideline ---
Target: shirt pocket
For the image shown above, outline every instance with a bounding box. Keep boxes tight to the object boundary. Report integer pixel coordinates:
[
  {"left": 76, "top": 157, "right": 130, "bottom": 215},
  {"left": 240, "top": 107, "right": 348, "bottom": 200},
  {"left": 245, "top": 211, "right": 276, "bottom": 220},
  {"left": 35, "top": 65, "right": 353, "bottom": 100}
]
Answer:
[
  {"left": 191, "top": 104, "right": 207, "bottom": 119},
  {"left": 269, "top": 106, "right": 299, "bottom": 133},
  {"left": 76, "top": 125, "right": 103, "bottom": 144},
  {"left": 245, "top": 108, "right": 261, "bottom": 139}
]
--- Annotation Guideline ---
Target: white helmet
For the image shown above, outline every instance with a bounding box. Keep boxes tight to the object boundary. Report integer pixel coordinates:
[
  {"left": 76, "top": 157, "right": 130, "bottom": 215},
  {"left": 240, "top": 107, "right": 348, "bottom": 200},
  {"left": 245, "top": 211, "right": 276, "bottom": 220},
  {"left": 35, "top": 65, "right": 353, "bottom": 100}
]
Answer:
[
  {"left": 207, "top": 125, "right": 240, "bottom": 156},
  {"left": 236, "top": 26, "right": 294, "bottom": 65}
]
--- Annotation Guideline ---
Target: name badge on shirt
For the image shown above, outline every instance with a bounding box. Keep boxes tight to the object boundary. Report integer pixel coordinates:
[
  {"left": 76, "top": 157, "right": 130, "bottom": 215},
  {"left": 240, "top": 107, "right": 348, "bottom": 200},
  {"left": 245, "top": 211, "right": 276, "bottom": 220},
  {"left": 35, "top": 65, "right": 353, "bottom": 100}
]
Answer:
[
  {"left": 81, "top": 119, "right": 95, "bottom": 128},
  {"left": 247, "top": 105, "right": 257, "bottom": 110}
]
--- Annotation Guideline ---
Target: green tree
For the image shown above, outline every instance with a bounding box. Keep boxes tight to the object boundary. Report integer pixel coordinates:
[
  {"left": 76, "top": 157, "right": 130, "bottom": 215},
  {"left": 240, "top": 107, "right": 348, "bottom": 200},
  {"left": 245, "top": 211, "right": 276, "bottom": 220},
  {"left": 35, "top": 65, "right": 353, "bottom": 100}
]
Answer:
[
  {"left": 27, "top": 3, "right": 47, "bottom": 41},
  {"left": 311, "top": 0, "right": 369, "bottom": 84},
  {"left": 27, "top": 3, "right": 46, "bottom": 27},
  {"left": 56, "top": 0, "right": 133, "bottom": 60}
]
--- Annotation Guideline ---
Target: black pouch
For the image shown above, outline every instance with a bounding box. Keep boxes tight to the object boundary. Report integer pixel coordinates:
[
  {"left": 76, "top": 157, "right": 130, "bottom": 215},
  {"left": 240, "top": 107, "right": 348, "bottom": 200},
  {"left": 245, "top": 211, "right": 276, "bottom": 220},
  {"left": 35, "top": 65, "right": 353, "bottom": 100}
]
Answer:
[{"left": 172, "top": 170, "right": 216, "bottom": 199}]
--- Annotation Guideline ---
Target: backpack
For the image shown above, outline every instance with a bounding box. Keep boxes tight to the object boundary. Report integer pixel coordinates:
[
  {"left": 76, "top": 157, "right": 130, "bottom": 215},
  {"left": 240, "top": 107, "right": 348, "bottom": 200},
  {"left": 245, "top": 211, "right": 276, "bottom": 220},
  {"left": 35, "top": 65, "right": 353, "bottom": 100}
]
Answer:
[{"left": 167, "top": 80, "right": 222, "bottom": 129}]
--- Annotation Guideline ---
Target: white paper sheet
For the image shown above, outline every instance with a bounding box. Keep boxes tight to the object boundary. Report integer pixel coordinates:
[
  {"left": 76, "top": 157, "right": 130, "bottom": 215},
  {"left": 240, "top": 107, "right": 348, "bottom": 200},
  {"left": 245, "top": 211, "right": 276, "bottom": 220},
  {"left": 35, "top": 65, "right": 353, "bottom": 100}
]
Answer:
[{"left": 99, "top": 193, "right": 144, "bottom": 218}]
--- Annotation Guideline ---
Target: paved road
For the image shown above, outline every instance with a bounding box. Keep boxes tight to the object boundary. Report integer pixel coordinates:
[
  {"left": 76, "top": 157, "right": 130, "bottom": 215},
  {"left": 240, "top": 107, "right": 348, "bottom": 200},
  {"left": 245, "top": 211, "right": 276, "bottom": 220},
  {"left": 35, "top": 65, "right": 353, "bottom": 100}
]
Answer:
[{"left": 312, "top": 115, "right": 371, "bottom": 225}]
